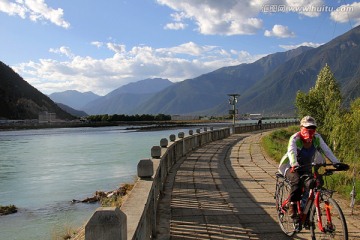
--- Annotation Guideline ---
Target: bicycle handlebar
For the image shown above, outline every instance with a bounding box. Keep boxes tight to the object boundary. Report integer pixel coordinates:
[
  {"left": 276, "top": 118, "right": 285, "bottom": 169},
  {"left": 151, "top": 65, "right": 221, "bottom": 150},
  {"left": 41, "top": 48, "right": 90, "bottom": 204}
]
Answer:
[{"left": 294, "top": 162, "right": 349, "bottom": 172}]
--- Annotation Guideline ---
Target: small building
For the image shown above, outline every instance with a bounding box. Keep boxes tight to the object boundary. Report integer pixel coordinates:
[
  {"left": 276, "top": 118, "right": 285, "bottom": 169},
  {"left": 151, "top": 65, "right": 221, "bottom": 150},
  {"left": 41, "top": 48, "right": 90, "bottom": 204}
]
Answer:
[
  {"left": 249, "top": 113, "right": 262, "bottom": 119},
  {"left": 38, "top": 111, "right": 56, "bottom": 123}
]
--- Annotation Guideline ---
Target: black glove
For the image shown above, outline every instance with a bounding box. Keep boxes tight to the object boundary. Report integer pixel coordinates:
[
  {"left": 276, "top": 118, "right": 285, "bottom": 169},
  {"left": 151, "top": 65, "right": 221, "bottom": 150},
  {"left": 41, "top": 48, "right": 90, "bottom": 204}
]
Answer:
[{"left": 333, "top": 163, "right": 349, "bottom": 171}]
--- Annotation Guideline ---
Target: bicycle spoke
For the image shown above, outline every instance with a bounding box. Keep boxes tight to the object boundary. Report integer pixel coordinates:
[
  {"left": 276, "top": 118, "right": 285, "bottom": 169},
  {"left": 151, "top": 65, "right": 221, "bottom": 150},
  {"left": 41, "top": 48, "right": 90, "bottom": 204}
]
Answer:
[
  {"left": 275, "top": 179, "right": 296, "bottom": 236},
  {"left": 310, "top": 198, "right": 348, "bottom": 239}
]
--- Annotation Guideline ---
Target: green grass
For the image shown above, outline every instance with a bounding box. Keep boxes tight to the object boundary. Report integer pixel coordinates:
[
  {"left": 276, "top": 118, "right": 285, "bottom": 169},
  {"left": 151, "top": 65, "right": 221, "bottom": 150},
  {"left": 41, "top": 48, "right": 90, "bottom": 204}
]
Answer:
[{"left": 260, "top": 126, "right": 297, "bottom": 162}]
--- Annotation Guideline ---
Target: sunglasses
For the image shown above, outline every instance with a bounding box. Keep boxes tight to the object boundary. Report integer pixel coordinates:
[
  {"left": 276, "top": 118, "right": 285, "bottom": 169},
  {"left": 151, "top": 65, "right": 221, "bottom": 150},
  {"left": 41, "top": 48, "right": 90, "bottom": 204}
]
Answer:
[{"left": 305, "top": 126, "right": 317, "bottom": 130}]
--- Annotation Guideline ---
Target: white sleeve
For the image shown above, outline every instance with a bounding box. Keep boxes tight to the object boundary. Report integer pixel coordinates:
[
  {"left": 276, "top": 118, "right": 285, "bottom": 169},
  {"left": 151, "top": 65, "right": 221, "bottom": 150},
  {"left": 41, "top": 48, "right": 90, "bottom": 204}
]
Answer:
[{"left": 287, "top": 133, "right": 299, "bottom": 167}]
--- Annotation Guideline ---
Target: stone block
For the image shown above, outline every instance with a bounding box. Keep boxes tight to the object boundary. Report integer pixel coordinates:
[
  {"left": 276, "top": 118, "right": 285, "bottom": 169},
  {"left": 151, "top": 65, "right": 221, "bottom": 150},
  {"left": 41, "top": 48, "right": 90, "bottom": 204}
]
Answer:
[
  {"left": 151, "top": 146, "right": 161, "bottom": 158},
  {"left": 85, "top": 207, "right": 127, "bottom": 240},
  {"left": 137, "top": 158, "right": 154, "bottom": 178},
  {"left": 160, "top": 138, "right": 168, "bottom": 147},
  {"left": 169, "top": 134, "right": 176, "bottom": 142},
  {"left": 178, "top": 132, "right": 185, "bottom": 138}
]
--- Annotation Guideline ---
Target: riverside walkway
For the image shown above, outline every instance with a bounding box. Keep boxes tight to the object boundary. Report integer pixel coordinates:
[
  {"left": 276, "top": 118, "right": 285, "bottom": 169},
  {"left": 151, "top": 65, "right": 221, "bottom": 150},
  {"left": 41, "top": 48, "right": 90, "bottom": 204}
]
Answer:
[{"left": 155, "top": 131, "right": 360, "bottom": 239}]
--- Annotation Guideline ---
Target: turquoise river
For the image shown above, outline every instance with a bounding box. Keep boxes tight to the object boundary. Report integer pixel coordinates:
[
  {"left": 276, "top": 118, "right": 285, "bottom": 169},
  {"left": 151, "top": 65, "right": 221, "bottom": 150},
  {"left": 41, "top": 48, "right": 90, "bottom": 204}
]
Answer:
[{"left": 0, "top": 125, "right": 198, "bottom": 240}]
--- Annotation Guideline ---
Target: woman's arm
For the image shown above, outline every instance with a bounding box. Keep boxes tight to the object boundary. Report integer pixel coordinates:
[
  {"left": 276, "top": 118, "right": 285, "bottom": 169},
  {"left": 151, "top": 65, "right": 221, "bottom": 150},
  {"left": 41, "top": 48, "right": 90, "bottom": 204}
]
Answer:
[{"left": 318, "top": 135, "right": 340, "bottom": 163}]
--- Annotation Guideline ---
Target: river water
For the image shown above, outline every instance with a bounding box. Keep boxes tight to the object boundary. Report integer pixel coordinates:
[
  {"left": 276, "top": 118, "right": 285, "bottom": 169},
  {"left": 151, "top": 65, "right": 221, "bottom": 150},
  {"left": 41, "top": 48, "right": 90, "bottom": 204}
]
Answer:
[{"left": 0, "top": 126, "right": 197, "bottom": 240}]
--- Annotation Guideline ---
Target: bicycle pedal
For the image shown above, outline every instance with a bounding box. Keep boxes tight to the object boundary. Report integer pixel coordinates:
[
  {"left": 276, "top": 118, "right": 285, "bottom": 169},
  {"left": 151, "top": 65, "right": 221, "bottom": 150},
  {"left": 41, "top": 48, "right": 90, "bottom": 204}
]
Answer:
[{"left": 293, "top": 222, "right": 302, "bottom": 232}]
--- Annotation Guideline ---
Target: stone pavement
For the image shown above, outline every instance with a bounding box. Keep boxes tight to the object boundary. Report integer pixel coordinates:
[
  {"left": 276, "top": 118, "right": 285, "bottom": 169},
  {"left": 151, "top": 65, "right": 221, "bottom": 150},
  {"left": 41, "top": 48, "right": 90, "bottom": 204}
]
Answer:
[{"left": 155, "top": 132, "right": 360, "bottom": 239}]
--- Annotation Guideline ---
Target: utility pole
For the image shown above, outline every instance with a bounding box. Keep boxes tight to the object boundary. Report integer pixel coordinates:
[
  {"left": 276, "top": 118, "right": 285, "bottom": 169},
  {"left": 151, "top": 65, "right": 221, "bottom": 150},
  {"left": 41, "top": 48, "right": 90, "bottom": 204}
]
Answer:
[{"left": 228, "top": 93, "right": 240, "bottom": 131}]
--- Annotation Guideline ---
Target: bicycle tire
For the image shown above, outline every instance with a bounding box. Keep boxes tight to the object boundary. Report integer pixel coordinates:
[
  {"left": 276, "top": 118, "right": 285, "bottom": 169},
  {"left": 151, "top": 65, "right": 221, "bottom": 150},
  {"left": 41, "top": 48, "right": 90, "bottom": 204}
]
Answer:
[
  {"left": 275, "top": 178, "right": 296, "bottom": 236},
  {"left": 310, "top": 197, "right": 348, "bottom": 240}
]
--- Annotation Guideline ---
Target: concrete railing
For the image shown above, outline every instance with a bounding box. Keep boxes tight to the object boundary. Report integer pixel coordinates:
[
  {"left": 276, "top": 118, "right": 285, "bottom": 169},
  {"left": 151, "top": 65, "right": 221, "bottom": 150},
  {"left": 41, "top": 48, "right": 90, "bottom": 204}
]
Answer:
[
  {"left": 83, "top": 121, "right": 297, "bottom": 240},
  {"left": 84, "top": 127, "right": 231, "bottom": 240},
  {"left": 234, "top": 121, "right": 298, "bottom": 134}
]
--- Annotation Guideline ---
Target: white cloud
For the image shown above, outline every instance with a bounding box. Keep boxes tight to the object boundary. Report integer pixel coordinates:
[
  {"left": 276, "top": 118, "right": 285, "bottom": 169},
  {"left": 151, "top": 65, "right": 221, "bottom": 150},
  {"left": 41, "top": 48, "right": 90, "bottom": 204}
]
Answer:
[
  {"left": 157, "top": 42, "right": 216, "bottom": 56},
  {"left": 170, "top": 12, "right": 187, "bottom": 22},
  {"left": 0, "top": 0, "right": 70, "bottom": 28},
  {"left": 0, "top": 0, "right": 27, "bottom": 18},
  {"left": 279, "top": 41, "right": 323, "bottom": 50},
  {"left": 156, "top": 0, "right": 263, "bottom": 35},
  {"left": 13, "top": 42, "right": 264, "bottom": 95},
  {"left": 164, "top": 22, "right": 187, "bottom": 30},
  {"left": 106, "top": 43, "right": 126, "bottom": 54},
  {"left": 330, "top": 2, "right": 360, "bottom": 26},
  {"left": 91, "top": 41, "right": 104, "bottom": 48},
  {"left": 156, "top": 0, "right": 336, "bottom": 36},
  {"left": 49, "top": 46, "right": 74, "bottom": 58},
  {"left": 164, "top": 12, "right": 188, "bottom": 30},
  {"left": 264, "top": 24, "right": 295, "bottom": 38}
]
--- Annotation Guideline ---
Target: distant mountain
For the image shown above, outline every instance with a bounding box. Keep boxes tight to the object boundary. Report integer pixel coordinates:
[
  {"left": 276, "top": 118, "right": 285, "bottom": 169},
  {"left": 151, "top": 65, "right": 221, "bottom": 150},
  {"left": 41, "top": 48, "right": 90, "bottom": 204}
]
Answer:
[
  {"left": 135, "top": 46, "right": 313, "bottom": 115},
  {"left": 56, "top": 103, "right": 88, "bottom": 117},
  {"left": 82, "top": 78, "right": 174, "bottom": 115},
  {"left": 49, "top": 90, "right": 101, "bottom": 110},
  {"left": 0, "top": 61, "right": 75, "bottom": 120},
  {"left": 239, "top": 25, "right": 360, "bottom": 114},
  {"left": 134, "top": 26, "right": 360, "bottom": 116},
  {"left": 109, "top": 78, "right": 174, "bottom": 95}
]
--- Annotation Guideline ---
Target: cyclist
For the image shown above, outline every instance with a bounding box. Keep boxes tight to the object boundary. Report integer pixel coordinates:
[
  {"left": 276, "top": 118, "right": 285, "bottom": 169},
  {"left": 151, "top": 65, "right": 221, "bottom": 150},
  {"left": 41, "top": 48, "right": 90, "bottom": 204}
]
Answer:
[{"left": 278, "top": 116, "right": 341, "bottom": 218}]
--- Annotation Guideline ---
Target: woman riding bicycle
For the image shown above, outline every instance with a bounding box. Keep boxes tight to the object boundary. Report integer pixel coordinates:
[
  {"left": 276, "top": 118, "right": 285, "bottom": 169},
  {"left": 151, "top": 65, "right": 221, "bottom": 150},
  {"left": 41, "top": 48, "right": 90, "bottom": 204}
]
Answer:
[{"left": 278, "top": 116, "right": 341, "bottom": 218}]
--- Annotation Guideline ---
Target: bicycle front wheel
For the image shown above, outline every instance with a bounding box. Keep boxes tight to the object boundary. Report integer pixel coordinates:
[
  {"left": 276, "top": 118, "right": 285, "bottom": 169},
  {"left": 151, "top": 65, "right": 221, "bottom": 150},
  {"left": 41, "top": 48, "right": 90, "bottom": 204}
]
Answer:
[
  {"left": 310, "top": 197, "right": 348, "bottom": 240},
  {"left": 275, "top": 178, "right": 295, "bottom": 236}
]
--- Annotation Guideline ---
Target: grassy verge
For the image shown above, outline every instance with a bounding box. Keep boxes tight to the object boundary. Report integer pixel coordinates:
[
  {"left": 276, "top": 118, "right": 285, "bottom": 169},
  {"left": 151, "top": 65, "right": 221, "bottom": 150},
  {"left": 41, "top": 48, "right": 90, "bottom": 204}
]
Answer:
[
  {"left": 260, "top": 127, "right": 360, "bottom": 204},
  {"left": 260, "top": 126, "right": 298, "bottom": 162},
  {"left": 100, "top": 183, "right": 134, "bottom": 207}
]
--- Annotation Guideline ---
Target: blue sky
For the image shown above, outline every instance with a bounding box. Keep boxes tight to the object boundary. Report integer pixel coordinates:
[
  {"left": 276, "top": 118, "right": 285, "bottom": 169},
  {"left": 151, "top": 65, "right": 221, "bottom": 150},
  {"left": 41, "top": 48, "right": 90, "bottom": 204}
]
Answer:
[{"left": 1, "top": 0, "right": 359, "bottom": 95}]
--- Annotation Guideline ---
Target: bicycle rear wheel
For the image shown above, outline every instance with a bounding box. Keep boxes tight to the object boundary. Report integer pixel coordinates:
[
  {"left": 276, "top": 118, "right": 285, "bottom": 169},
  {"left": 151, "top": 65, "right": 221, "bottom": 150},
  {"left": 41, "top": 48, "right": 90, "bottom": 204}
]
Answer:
[
  {"left": 310, "top": 197, "right": 348, "bottom": 240},
  {"left": 275, "top": 178, "right": 296, "bottom": 236}
]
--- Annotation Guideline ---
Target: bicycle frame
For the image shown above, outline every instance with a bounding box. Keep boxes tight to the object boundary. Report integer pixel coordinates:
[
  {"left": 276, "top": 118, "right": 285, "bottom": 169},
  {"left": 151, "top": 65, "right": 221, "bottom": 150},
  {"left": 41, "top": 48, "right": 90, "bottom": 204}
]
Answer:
[
  {"left": 297, "top": 186, "right": 314, "bottom": 228},
  {"left": 297, "top": 170, "right": 335, "bottom": 232}
]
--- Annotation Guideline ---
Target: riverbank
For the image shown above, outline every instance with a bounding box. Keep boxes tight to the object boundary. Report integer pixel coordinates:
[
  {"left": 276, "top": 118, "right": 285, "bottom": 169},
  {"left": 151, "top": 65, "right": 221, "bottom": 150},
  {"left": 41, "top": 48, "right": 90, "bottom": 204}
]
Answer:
[{"left": 0, "top": 120, "right": 227, "bottom": 132}]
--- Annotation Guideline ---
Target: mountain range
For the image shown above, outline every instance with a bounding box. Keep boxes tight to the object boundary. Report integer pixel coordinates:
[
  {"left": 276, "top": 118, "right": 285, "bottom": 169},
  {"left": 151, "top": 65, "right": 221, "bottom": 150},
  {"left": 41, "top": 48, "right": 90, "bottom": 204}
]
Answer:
[
  {"left": 133, "top": 26, "right": 360, "bottom": 116},
  {"left": 81, "top": 78, "right": 174, "bottom": 115},
  {"left": 1, "top": 25, "right": 360, "bottom": 120},
  {"left": 49, "top": 90, "right": 100, "bottom": 110}
]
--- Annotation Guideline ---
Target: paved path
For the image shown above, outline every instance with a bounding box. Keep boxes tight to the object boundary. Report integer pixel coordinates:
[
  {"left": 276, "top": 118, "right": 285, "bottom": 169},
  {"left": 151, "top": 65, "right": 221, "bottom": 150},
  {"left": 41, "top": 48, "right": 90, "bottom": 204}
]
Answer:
[{"left": 155, "top": 132, "right": 360, "bottom": 239}]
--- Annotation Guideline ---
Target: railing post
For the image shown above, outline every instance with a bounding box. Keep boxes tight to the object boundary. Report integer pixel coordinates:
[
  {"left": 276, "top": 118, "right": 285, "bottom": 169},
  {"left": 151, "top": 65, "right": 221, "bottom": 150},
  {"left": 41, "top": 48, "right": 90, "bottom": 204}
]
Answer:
[
  {"left": 85, "top": 207, "right": 127, "bottom": 240},
  {"left": 178, "top": 132, "right": 185, "bottom": 156},
  {"left": 138, "top": 158, "right": 154, "bottom": 178},
  {"left": 169, "top": 134, "right": 176, "bottom": 142}
]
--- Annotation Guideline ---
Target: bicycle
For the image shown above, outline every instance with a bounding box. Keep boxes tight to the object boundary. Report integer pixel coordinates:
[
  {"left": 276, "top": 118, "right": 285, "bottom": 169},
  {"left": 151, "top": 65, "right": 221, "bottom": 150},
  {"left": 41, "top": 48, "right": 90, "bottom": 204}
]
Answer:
[{"left": 274, "top": 162, "right": 350, "bottom": 239}]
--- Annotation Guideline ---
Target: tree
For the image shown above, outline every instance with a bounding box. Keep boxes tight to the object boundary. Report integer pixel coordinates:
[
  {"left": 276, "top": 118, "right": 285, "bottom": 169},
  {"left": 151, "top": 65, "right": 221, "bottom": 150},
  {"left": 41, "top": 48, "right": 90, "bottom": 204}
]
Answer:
[
  {"left": 330, "top": 98, "right": 360, "bottom": 163},
  {"left": 295, "top": 64, "right": 342, "bottom": 139}
]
